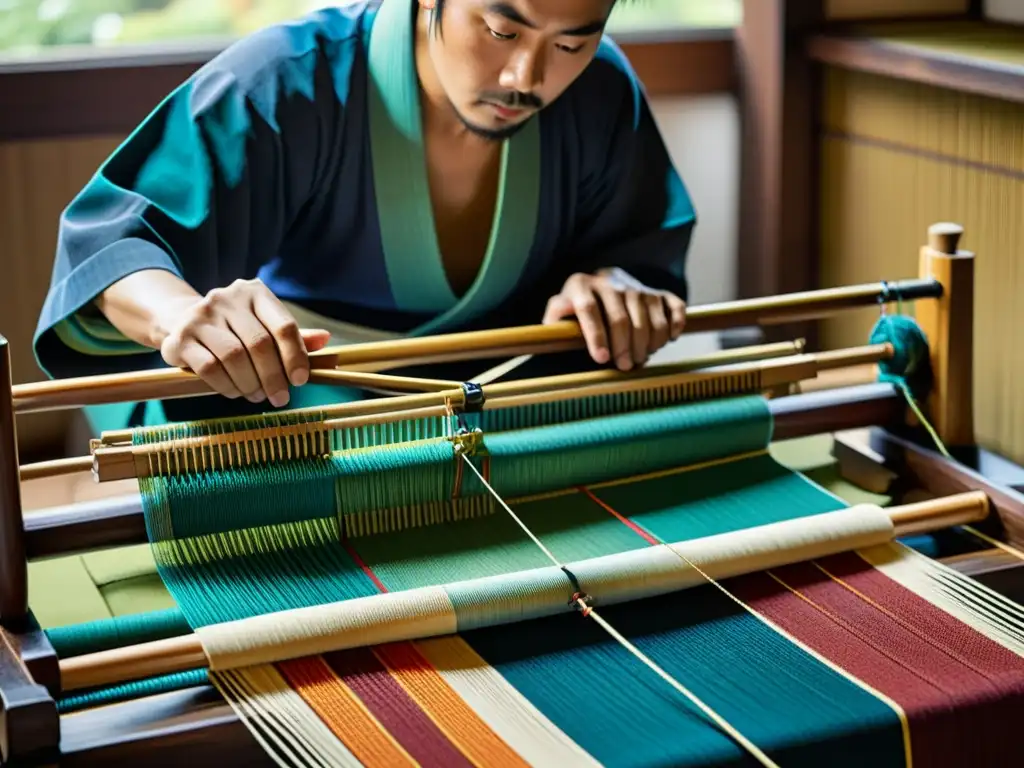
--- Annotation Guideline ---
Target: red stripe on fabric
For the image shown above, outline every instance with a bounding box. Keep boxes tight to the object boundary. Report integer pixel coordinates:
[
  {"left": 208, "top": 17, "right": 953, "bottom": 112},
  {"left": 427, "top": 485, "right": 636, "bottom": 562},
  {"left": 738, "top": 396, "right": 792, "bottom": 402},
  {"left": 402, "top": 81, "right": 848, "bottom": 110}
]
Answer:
[
  {"left": 821, "top": 551, "right": 1024, "bottom": 678},
  {"left": 578, "top": 486, "right": 660, "bottom": 545},
  {"left": 342, "top": 539, "right": 389, "bottom": 593},
  {"left": 728, "top": 554, "right": 1024, "bottom": 767},
  {"left": 322, "top": 647, "right": 474, "bottom": 768}
]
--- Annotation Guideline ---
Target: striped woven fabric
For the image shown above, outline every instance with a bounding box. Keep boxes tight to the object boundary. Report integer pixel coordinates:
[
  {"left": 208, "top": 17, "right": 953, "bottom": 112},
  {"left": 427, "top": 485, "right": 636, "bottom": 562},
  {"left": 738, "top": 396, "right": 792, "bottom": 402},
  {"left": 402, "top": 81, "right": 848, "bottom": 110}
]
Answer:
[{"left": 52, "top": 395, "right": 1024, "bottom": 766}]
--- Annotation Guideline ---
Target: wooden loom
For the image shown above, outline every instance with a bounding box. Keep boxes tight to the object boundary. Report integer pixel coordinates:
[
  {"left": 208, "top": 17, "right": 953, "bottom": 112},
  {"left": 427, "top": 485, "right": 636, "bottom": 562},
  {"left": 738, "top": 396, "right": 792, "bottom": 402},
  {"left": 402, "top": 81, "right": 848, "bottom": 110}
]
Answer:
[{"left": 2, "top": 222, "right": 1023, "bottom": 767}]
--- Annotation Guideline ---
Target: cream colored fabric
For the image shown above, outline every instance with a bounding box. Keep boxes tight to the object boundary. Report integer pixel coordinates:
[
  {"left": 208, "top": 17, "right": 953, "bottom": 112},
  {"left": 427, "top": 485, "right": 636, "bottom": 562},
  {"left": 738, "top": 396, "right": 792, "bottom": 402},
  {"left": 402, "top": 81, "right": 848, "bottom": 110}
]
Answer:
[{"left": 197, "top": 506, "right": 895, "bottom": 670}]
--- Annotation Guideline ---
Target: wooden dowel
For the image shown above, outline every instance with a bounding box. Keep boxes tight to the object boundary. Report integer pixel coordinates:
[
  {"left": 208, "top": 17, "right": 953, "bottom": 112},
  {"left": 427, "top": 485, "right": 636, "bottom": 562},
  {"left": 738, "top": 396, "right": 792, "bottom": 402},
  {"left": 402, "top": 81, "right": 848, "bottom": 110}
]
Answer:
[
  {"left": 20, "top": 456, "right": 94, "bottom": 482},
  {"left": 889, "top": 490, "right": 989, "bottom": 535},
  {"left": 305, "top": 370, "right": 463, "bottom": 392},
  {"left": 54, "top": 489, "right": 989, "bottom": 693},
  {"left": 10, "top": 279, "right": 940, "bottom": 415},
  {"left": 0, "top": 336, "right": 27, "bottom": 627}
]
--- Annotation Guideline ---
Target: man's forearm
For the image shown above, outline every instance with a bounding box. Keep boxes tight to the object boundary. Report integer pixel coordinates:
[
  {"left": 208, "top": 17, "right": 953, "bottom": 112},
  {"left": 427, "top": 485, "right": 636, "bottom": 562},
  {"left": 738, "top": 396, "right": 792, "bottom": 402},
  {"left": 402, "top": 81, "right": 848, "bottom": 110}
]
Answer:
[{"left": 95, "top": 269, "right": 203, "bottom": 350}]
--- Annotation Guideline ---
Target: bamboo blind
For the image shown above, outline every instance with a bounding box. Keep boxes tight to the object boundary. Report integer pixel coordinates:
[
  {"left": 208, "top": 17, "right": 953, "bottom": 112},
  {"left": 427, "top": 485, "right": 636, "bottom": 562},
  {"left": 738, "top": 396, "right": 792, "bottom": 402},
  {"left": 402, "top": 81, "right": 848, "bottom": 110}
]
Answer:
[{"left": 819, "top": 67, "right": 1024, "bottom": 461}]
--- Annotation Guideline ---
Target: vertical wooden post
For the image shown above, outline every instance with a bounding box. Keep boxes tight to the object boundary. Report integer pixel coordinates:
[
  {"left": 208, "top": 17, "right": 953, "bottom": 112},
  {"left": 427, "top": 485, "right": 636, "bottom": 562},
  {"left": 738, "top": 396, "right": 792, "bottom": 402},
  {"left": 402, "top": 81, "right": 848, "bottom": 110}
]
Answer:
[
  {"left": 0, "top": 335, "right": 27, "bottom": 627},
  {"left": 915, "top": 223, "right": 975, "bottom": 447},
  {"left": 736, "top": 0, "right": 825, "bottom": 345}
]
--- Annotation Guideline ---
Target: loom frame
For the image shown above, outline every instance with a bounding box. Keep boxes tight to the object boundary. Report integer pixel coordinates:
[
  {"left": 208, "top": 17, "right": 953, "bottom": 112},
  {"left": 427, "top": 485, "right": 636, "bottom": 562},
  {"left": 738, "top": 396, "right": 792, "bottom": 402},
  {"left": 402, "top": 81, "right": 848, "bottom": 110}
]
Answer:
[{"left": 4, "top": 223, "right": 1024, "bottom": 766}]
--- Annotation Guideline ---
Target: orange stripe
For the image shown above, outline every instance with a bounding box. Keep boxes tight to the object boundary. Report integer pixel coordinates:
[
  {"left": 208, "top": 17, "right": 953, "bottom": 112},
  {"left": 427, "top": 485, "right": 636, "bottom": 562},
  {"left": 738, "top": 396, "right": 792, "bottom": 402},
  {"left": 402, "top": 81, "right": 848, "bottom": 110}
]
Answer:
[
  {"left": 277, "top": 656, "right": 419, "bottom": 768},
  {"left": 373, "top": 641, "right": 529, "bottom": 768}
]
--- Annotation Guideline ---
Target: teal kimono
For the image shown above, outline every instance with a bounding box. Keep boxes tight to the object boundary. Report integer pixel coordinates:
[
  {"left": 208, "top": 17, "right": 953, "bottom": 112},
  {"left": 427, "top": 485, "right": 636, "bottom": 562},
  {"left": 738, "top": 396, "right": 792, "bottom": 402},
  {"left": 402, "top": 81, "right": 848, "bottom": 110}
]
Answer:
[{"left": 33, "top": 0, "right": 696, "bottom": 432}]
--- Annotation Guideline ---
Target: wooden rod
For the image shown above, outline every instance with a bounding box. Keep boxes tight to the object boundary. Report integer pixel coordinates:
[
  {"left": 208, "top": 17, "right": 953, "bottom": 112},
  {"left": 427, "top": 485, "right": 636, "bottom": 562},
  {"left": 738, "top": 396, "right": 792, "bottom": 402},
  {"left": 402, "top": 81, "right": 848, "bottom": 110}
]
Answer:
[
  {"left": 20, "top": 456, "right": 94, "bottom": 482},
  {"left": 10, "top": 278, "right": 939, "bottom": 415},
  {"left": 0, "top": 336, "right": 28, "bottom": 627},
  {"left": 55, "top": 490, "right": 989, "bottom": 693},
  {"left": 914, "top": 222, "right": 975, "bottom": 447},
  {"left": 22, "top": 383, "right": 908, "bottom": 560},
  {"left": 305, "top": 370, "right": 463, "bottom": 392}
]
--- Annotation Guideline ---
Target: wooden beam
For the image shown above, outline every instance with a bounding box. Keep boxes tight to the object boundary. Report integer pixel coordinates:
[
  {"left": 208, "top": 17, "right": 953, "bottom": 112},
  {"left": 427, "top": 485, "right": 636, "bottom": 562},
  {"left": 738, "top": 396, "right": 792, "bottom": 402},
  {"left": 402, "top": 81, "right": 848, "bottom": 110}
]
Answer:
[
  {"left": 806, "top": 20, "right": 1024, "bottom": 105},
  {"left": 736, "top": 0, "right": 825, "bottom": 345},
  {"left": 0, "top": 626, "right": 58, "bottom": 765}
]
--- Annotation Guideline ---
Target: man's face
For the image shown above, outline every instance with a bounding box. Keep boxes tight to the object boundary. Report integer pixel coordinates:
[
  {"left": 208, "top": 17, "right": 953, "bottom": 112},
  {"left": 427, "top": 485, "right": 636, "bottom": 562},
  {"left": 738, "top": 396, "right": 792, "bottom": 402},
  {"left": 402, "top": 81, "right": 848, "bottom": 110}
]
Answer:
[{"left": 419, "top": 0, "right": 613, "bottom": 140}]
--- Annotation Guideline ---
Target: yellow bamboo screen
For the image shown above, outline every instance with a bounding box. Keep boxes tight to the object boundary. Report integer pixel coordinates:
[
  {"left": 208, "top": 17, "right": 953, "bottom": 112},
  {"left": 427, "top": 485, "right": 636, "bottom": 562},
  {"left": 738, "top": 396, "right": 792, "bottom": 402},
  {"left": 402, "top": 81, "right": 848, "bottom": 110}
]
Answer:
[
  {"left": 819, "top": 67, "right": 1024, "bottom": 461},
  {"left": 0, "top": 136, "right": 121, "bottom": 458},
  {"left": 825, "top": 0, "right": 968, "bottom": 19}
]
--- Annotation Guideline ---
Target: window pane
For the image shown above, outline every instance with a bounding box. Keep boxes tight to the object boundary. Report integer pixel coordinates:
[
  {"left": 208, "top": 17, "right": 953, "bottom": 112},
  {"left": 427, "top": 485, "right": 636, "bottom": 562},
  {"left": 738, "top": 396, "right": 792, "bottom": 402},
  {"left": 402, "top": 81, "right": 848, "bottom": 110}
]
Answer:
[
  {"left": 0, "top": 0, "right": 740, "bottom": 56},
  {"left": 607, "top": 0, "right": 741, "bottom": 32}
]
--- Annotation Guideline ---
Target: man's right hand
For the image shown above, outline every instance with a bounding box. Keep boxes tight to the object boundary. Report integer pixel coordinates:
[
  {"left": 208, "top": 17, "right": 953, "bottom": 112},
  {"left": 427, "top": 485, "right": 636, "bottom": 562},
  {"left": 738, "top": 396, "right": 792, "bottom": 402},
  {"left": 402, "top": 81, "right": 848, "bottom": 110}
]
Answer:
[{"left": 155, "top": 279, "right": 330, "bottom": 408}]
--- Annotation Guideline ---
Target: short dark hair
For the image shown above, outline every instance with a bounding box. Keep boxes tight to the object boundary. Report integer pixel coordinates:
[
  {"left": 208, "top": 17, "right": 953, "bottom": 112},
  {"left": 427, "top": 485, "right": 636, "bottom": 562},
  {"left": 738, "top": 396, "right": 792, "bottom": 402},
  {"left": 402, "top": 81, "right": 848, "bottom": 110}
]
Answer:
[{"left": 430, "top": 0, "right": 630, "bottom": 36}]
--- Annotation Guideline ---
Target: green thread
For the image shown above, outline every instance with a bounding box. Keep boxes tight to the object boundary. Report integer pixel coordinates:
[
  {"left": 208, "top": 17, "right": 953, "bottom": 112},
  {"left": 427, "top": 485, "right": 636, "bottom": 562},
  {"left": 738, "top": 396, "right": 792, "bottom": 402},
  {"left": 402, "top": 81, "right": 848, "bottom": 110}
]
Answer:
[
  {"left": 46, "top": 607, "right": 190, "bottom": 658},
  {"left": 57, "top": 669, "right": 209, "bottom": 714}
]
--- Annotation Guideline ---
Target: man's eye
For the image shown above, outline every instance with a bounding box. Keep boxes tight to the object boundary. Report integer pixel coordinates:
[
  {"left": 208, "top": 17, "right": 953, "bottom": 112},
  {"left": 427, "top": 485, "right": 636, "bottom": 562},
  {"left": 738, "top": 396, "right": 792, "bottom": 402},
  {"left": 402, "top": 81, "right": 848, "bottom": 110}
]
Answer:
[{"left": 488, "top": 27, "right": 517, "bottom": 40}]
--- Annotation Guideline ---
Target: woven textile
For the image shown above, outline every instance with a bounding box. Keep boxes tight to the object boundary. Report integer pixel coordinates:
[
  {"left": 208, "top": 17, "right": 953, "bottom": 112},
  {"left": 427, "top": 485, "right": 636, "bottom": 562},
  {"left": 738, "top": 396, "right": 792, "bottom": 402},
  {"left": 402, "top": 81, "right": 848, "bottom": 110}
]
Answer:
[{"left": 51, "top": 395, "right": 1024, "bottom": 766}]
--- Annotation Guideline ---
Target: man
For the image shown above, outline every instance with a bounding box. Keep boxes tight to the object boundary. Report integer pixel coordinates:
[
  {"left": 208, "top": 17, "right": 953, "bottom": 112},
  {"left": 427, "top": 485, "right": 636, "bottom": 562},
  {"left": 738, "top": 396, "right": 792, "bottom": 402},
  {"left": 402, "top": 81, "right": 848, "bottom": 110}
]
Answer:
[{"left": 34, "top": 0, "right": 696, "bottom": 432}]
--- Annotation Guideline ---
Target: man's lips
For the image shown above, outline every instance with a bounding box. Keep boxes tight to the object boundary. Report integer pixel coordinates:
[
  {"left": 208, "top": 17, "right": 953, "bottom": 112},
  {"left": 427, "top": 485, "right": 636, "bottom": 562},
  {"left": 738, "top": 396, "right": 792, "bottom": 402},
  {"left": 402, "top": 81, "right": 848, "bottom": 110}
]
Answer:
[{"left": 489, "top": 103, "right": 526, "bottom": 120}]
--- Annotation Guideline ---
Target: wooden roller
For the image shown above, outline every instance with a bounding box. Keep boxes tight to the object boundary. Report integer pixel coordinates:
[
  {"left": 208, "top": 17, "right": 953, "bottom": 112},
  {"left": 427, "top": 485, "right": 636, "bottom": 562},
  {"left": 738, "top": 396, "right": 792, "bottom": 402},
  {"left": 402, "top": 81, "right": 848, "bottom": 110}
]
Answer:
[{"left": 56, "top": 490, "right": 989, "bottom": 693}]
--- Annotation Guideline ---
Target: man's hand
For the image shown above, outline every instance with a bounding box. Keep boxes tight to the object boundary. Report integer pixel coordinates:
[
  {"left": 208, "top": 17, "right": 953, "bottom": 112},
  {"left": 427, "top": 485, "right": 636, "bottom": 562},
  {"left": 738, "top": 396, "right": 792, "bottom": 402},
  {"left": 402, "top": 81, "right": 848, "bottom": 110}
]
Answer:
[
  {"left": 155, "top": 279, "right": 330, "bottom": 408},
  {"left": 543, "top": 269, "right": 686, "bottom": 371}
]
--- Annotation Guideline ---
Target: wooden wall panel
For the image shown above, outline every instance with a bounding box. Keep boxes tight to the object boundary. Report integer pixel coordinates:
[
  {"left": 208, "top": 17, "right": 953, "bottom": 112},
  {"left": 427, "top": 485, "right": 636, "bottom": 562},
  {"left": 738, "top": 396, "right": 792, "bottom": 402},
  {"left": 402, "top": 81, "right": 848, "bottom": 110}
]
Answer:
[
  {"left": 819, "top": 68, "right": 1024, "bottom": 461},
  {"left": 825, "top": 0, "right": 969, "bottom": 18},
  {"left": 0, "top": 136, "right": 121, "bottom": 459}
]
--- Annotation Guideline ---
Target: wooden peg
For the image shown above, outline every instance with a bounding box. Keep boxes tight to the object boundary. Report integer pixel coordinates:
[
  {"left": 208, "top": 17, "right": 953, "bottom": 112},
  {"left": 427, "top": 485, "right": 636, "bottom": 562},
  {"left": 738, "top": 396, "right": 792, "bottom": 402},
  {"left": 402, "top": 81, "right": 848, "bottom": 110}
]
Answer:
[{"left": 916, "top": 223, "right": 975, "bottom": 447}]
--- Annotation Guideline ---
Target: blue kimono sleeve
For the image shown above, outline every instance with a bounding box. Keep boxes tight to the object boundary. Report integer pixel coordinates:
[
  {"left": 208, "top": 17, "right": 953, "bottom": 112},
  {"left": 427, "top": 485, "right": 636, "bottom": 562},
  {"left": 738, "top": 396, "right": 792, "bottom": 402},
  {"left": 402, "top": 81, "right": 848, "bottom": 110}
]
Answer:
[
  {"left": 33, "top": 28, "right": 341, "bottom": 380},
  {"left": 561, "top": 42, "right": 697, "bottom": 301}
]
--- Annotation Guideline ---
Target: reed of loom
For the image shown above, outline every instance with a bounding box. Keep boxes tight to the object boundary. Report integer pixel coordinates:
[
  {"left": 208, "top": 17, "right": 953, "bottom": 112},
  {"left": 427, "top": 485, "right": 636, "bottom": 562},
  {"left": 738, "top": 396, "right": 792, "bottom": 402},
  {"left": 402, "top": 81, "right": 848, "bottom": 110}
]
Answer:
[{"left": 3, "top": 222, "right": 1022, "bottom": 767}]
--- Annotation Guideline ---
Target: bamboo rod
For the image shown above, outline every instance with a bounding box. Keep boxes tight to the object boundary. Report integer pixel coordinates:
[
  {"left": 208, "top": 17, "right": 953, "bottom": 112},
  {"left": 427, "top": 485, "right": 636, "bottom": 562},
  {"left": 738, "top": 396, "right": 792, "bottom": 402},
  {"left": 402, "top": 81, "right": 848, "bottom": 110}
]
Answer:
[
  {"left": 20, "top": 456, "right": 94, "bottom": 482},
  {"left": 55, "top": 490, "right": 988, "bottom": 693},
  {"left": 305, "top": 370, "right": 463, "bottom": 392},
  {"left": 10, "top": 278, "right": 939, "bottom": 415}
]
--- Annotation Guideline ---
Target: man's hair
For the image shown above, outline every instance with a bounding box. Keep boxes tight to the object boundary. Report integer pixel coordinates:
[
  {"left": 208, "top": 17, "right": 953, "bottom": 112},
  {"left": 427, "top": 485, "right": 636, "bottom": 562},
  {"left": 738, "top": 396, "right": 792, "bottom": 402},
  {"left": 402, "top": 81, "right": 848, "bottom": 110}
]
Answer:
[{"left": 430, "top": 0, "right": 629, "bottom": 35}]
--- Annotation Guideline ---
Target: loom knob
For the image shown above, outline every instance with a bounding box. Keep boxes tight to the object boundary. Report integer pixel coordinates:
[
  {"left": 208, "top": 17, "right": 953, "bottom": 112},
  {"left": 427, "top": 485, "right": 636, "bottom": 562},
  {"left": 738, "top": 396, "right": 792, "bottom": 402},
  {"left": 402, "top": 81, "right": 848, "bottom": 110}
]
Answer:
[{"left": 928, "top": 222, "right": 964, "bottom": 255}]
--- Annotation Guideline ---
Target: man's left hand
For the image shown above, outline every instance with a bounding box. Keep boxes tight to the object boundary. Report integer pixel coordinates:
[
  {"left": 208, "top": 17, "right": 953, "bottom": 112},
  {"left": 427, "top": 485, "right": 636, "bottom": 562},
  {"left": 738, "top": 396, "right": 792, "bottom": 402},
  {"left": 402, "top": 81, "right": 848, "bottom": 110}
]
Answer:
[{"left": 543, "top": 269, "right": 687, "bottom": 371}]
